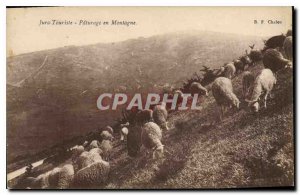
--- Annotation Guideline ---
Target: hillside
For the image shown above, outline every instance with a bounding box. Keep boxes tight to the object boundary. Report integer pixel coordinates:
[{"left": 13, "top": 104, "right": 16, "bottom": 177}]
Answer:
[
  {"left": 101, "top": 63, "right": 293, "bottom": 188},
  {"left": 7, "top": 31, "right": 265, "bottom": 164}
]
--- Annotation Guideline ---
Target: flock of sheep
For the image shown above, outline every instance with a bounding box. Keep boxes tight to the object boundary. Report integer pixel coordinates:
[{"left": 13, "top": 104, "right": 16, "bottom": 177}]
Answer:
[{"left": 20, "top": 30, "right": 293, "bottom": 189}]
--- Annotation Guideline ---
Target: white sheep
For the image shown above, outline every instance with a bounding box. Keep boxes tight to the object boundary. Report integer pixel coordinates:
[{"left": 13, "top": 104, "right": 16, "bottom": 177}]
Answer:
[
  {"left": 174, "top": 89, "right": 184, "bottom": 98},
  {"left": 100, "top": 130, "right": 114, "bottom": 141},
  {"left": 141, "top": 122, "right": 164, "bottom": 159},
  {"left": 120, "top": 122, "right": 129, "bottom": 128},
  {"left": 283, "top": 36, "right": 293, "bottom": 61},
  {"left": 82, "top": 141, "right": 89, "bottom": 147},
  {"left": 26, "top": 167, "right": 57, "bottom": 189},
  {"left": 212, "top": 77, "right": 240, "bottom": 120},
  {"left": 87, "top": 140, "right": 100, "bottom": 151},
  {"left": 57, "top": 164, "right": 74, "bottom": 189},
  {"left": 173, "top": 89, "right": 185, "bottom": 109},
  {"left": 189, "top": 81, "right": 208, "bottom": 96},
  {"left": 120, "top": 127, "right": 129, "bottom": 141},
  {"left": 73, "top": 160, "right": 110, "bottom": 188},
  {"left": 70, "top": 145, "right": 85, "bottom": 163},
  {"left": 27, "top": 164, "right": 74, "bottom": 189},
  {"left": 99, "top": 140, "right": 113, "bottom": 161},
  {"left": 223, "top": 62, "right": 236, "bottom": 79},
  {"left": 34, "top": 172, "right": 50, "bottom": 189},
  {"left": 75, "top": 151, "right": 89, "bottom": 170},
  {"left": 242, "top": 71, "right": 255, "bottom": 99},
  {"left": 89, "top": 147, "right": 103, "bottom": 155},
  {"left": 25, "top": 170, "right": 51, "bottom": 189},
  {"left": 76, "top": 150, "right": 103, "bottom": 171},
  {"left": 103, "top": 125, "right": 114, "bottom": 134},
  {"left": 48, "top": 167, "right": 61, "bottom": 188},
  {"left": 245, "top": 69, "right": 276, "bottom": 112},
  {"left": 153, "top": 103, "right": 169, "bottom": 130}
]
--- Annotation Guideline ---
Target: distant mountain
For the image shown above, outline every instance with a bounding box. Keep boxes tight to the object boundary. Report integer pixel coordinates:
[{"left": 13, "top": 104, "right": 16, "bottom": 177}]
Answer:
[{"left": 7, "top": 31, "right": 264, "bottom": 162}]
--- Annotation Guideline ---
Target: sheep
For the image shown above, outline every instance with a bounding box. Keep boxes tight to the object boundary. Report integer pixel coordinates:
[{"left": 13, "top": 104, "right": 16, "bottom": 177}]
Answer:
[
  {"left": 212, "top": 77, "right": 240, "bottom": 120},
  {"left": 134, "top": 109, "right": 153, "bottom": 125},
  {"left": 174, "top": 89, "right": 184, "bottom": 102},
  {"left": 283, "top": 36, "right": 293, "bottom": 61},
  {"left": 141, "top": 122, "right": 164, "bottom": 159},
  {"left": 174, "top": 89, "right": 184, "bottom": 98},
  {"left": 48, "top": 167, "right": 61, "bottom": 188},
  {"left": 233, "top": 59, "right": 245, "bottom": 74},
  {"left": 242, "top": 71, "right": 255, "bottom": 99},
  {"left": 23, "top": 173, "right": 48, "bottom": 189},
  {"left": 22, "top": 177, "right": 36, "bottom": 189},
  {"left": 286, "top": 29, "right": 292, "bottom": 37},
  {"left": 120, "top": 122, "right": 129, "bottom": 128},
  {"left": 31, "top": 173, "right": 49, "bottom": 189},
  {"left": 248, "top": 49, "right": 263, "bottom": 66},
  {"left": 120, "top": 122, "right": 130, "bottom": 141},
  {"left": 76, "top": 151, "right": 103, "bottom": 170},
  {"left": 153, "top": 102, "right": 169, "bottom": 131},
  {"left": 75, "top": 152, "right": 90, "bottom": 170},
  {"left": 189, "top": 82, "right": 208, "bottom": 97},
  {"left": 82, "top": 141, "right": 89, "bottom": 147},
  {"left": 70, "top": 145, "right": 85, "bottom": 163},
  {"left": 263, "top": 48, "right": 292, "bottom": 73},
  {"left": 234, "top": 54, "right": 251, "bottom": 73},
  {"left": 89, "top": 147, "right": 103, "bottom": 156},
  {"left": 100, "top": 130, "right": 114, "bottom": 141},
  {"left": 263, "top": 34, "right": 286, "bottom": 50},
  {"left": 245, "top": 69, "right": 276, "bottom": 112},
  {"left": 218, "top": 65, "right": 225, "bottom": 76},
  {"left": 26, "top": 168, "right": 60, "bottom": 189},
  {"left": 87, "top": 140, "right": 100, "bottom": 151},
  {"left": 99, "top": 140, "right": 113, "bottom": 161},
  {"left": 103, "top": 126, "right": 114, "bottom": 134},
  {"left": 240, "top": 55, "right": 251, "bottom": 65},
  {"left": 72, "top": 160, "right": 110, "bottom": 188},
  {"left": 223, "top": 62, "right": 236, "bottom": 79},
  {"left": 161, "top": 90, "right": 184, "bottom": 111},
  {"left": 57, "top": 164, "right": 74, "bottom": 189},
  {"left": 173, "top": 89, "right": 185, "bottom": 109},
  {"left": 120, "top": 127, "right": 129, "bottom": 141}
]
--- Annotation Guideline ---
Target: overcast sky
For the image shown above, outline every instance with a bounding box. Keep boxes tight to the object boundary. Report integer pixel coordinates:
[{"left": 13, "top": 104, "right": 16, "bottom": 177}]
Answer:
[{"left": 7, "top": 7, "right": 292, "bottom": 56}]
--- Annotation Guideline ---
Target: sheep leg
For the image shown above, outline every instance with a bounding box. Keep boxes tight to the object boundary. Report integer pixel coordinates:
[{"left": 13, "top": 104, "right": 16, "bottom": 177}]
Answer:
[
  {"left": 219, "top": 106, "right": 224, "bottom": 121},
  {"left": 152, "top": 151, "right": 157, "bottom": 159},
  {"left": 224, "top": 105, "right": 228, "bottom": 113},
  {"left": 165, "top": 122, "right": 169, "bottom": 131},
  {"left": 120, "top": 134, "right": 124, "bottom": 141},
  {"left": 263, "top": 91, "right": 269, "bottom": 108},
  {"left": 269, "top": 92, "right": 274, "bottom": 99}
]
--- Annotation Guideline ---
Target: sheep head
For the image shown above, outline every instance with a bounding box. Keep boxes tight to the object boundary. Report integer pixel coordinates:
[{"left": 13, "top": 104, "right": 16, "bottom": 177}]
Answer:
[
  {"left": 232, "top": 96, "right": 240, "bottom": 110},
  {"left": 245, "top": 99, "right": 260, "bottom": 112},
  {"left": 285, "top": 61, "right": 293, "bottom": 69},
  {"left": 153, "top": 145, "right": 164, "bottom": 159},
  {"left": 204, "top": 89, "right": 209, "bottom": 97}
]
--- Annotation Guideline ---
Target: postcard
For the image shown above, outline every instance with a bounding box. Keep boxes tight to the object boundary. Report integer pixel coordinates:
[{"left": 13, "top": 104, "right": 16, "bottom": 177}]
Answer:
[{"left": 6, "top": 6, "right": 294, "bottom": 189}]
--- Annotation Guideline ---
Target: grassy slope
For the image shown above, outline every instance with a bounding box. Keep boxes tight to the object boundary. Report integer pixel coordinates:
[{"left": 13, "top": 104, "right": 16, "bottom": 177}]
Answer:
[{"left": 103, "top": 63, "right": 294, "bottom": 189}]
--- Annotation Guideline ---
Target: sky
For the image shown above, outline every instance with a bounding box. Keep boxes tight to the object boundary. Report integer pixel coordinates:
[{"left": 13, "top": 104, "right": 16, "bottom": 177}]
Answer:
[{"left": 7, "top": 6, "right": 292, "bottom": 56}]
